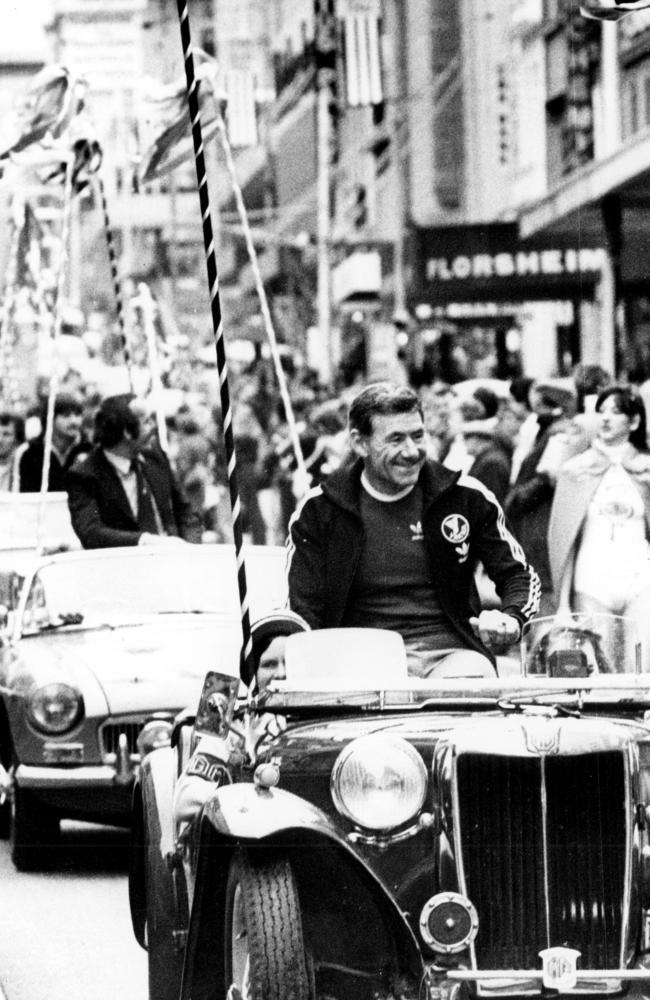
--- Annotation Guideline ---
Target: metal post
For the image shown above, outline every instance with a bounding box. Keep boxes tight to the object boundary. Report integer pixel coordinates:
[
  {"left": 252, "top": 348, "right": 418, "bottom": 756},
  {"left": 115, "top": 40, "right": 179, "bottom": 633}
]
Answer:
[{"left": 315, "top": 0, "right": 338, "bottom": 386}]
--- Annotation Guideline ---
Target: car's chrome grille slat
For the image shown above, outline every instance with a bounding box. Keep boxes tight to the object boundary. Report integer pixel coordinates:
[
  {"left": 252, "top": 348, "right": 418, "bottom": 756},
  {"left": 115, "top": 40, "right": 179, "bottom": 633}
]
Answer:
[
  {"left": 99, "top": 717, "right": 147, "bottom": 762},
  {"left": 457, "top": 751, "right": 625, "bottom": 970}
]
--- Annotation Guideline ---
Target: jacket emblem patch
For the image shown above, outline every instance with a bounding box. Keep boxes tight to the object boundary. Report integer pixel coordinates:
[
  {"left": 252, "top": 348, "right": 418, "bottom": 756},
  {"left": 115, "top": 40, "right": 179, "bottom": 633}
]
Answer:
[
  {"left": 441, "top": 514, "right": 470, "bottom": 544},
  {"left": 455, "top": 541, "right": 470, "bottom": 563},
  {"left": 410, "top": 521, "right": 424, "bottom": 541}
]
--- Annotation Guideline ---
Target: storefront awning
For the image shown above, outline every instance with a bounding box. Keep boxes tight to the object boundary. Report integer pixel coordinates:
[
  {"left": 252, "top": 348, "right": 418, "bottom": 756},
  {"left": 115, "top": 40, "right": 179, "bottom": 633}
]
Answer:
[{"left": 518, "top": 131, "right": 650, "bottom": 248}]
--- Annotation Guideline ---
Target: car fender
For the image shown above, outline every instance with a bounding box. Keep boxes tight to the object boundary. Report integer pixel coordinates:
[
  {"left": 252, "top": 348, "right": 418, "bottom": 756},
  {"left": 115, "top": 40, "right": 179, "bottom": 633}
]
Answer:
[
  {"left": 202, "top": 780, "right": 345, "bottom": 841},
  {"left": 180, "top": 784, "right": 423, "bottom": 1000},
  {"left": 128, "top": 744, "right": 177, "bottom": 947}
]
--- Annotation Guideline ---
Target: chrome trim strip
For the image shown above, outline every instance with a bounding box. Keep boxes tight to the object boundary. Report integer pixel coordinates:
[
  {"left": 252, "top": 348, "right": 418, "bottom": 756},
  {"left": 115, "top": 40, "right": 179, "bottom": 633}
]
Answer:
[
  {"left": 447, "top": 970, "right": 648, "bottom": 981},
  {"left": 621, "top": 745, "right": 634, "bottom": 968},
  {"left": 450, "top": 747, "right": 478, "bottom": 972},
  {"left": 540, "top": 757, "right": 551, "bottom": 949},
  {"left": 14, "top": 764, "right": 117, "bottom": 787}
]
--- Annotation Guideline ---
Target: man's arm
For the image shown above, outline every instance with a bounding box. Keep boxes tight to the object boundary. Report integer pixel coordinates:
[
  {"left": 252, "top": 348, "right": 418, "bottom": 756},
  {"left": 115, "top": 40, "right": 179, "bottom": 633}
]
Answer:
[
  {"left": 467, "top": 476, "right": 541, "bottom": 627},
  {"left": 286, "top": 487, "right": 328, "bottom": 629},
  {"left": 66, "top": 466, "right": 142, "bottom": 548}
]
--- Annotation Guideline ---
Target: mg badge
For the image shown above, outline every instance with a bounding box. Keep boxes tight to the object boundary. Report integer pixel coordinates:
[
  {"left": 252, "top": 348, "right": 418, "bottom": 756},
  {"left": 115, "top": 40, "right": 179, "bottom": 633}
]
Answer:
[
  {"left": 523, "top": 719, "right": 561, "bottom": 755},
  {"left": 539, "top": 947, "right": 581, "bottom": 990}
]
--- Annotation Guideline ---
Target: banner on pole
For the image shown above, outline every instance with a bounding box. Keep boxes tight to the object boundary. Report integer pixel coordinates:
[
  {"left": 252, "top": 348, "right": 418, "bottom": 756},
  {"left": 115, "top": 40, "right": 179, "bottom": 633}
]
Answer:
[
  {"left": 339, "top": 0, "right": 383, "bottom": 107},
  {"left": 137, "top": 50, "right": 225, "bottom": 183}
]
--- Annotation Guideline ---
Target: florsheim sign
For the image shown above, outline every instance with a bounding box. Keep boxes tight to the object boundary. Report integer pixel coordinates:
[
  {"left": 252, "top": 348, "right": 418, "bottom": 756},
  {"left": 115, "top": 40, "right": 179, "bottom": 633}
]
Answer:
[{"left": 410, "top": 223, "right": 604, "bottom": 305}]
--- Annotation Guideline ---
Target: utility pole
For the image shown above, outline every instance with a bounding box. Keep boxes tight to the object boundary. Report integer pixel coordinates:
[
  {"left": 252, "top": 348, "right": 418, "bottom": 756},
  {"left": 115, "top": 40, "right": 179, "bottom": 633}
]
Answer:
[{"left": 314, "top": 0, "right": 338, "bottom": 386}]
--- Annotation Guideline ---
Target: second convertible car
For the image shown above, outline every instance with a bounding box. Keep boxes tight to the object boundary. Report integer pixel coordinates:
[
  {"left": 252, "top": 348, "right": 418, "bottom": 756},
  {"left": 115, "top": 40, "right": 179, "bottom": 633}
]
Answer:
[{"left": 0, "top": 543, "right": 287, "bottom": 870}]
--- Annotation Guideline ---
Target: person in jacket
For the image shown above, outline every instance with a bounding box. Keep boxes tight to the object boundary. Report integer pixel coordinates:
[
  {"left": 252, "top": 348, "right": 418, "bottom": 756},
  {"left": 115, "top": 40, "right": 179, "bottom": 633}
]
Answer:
[
  {"left": 504, "top": 381, "right": 582, "bottom": 616},
  {"left": 66, "top": 393, "right": 202, "bottom": 548},
  {"left": 548, "top": 386, "right": 650, "bottom": 664},
  {"left": 286, "top": 382, "right": 540, "bottom": 677},
  {"left": 19, "top": 393, "right": 90, "bottom": 492}
]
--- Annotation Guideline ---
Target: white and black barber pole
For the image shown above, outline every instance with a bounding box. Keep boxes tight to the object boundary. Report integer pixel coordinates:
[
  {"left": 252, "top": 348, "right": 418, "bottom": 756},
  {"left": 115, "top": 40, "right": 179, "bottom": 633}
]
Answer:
[{"left": 175, "top": 0, "right": 255, "bottom": 684}]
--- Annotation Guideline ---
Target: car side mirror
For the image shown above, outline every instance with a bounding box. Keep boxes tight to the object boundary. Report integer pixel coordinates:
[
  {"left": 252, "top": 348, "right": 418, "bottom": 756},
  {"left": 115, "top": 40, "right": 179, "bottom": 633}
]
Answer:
[{"left": 194, "top": 671, "right": 241, "bottom": 739}]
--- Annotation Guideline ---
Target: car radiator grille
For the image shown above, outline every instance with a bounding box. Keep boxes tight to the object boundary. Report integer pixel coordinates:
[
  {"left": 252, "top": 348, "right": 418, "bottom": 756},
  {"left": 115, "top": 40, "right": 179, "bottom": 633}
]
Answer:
[
  {"left": 456, "top": 751, "right": 626, "bottom": 970},
  {"left": 99, "top": 717, "right": 147, "bottom": 762}
]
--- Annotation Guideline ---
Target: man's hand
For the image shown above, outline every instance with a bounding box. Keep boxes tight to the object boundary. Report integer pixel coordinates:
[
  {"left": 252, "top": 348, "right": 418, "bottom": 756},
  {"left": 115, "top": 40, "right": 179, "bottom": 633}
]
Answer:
[
  {"left": 470, "top": 610, "right": 521, "bottom": 651},
  {"left": 138, "top": 533, "right": 187, "bottom": 546}
]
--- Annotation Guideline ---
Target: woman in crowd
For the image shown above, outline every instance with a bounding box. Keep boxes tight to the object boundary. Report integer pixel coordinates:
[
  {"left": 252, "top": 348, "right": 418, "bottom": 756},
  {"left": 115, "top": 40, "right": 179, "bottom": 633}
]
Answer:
[{"left": 548, "top": 386, "right": 650, "bottom": 664}]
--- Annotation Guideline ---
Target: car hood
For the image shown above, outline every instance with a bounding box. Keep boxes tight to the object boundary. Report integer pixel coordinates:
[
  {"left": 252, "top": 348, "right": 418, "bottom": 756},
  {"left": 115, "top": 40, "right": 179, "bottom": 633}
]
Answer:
[
  {"left": 11, "top": 617, "right": 241, "bottom": 715},
  {"left": 271, "top": 709, "right": 650, "bottom": 774}
]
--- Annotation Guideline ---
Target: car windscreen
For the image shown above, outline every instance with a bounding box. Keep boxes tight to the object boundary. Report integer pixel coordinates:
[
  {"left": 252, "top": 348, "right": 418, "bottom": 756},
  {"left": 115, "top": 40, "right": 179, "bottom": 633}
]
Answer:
[{"left": 19, "top": 546, "right": 287, "bottom": 633}]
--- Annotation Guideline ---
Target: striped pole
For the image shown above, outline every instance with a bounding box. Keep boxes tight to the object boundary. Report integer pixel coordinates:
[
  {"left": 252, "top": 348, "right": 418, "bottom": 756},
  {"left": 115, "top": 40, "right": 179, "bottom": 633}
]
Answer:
[
  {"left": 37, "top": 155, "right": 75, "bottom": 555},
  {"left": 175, "top": 0, "right": 254, "bottom": 685},
  {"left": 214, "top": 114, "right": 309, "bottom": 492},
  {"left": 96, "top": 174, "right": 133, "bottom": 392}
]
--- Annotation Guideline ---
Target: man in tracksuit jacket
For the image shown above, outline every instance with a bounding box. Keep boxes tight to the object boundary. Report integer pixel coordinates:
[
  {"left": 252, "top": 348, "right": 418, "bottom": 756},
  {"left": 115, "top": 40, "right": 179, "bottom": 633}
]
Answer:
[{"left": 286, "top": 383, "right": 540, "bottom": 675}]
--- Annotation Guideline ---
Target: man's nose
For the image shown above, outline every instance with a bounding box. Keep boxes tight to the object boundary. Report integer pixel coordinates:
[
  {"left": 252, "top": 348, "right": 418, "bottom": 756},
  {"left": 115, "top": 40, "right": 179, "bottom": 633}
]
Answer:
[{"left": 402, "top": 436, "right": 420, "bottom": 457}]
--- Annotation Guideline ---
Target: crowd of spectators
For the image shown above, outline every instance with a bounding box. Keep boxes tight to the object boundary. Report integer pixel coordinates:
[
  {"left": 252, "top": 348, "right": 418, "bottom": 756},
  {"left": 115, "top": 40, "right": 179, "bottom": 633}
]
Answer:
[{"left": 5, "top": 351, "right": 650, "bottom": 632}]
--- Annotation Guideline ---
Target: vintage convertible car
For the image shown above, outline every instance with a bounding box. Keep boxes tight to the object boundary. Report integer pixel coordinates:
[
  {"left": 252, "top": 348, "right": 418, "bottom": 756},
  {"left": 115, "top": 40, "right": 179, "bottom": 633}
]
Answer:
[
  {"left": 129, "top": 613, "right": 650, "bottom": 1000},
  {"left": 0, "top": 543, "right": 286, "bottom": 870}
]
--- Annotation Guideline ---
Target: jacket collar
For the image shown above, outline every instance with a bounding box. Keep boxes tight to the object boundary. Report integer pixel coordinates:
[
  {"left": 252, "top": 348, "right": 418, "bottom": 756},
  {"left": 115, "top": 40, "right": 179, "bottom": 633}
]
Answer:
[{"left": 322, "top": 458, "right": 461, "bottom": 514}]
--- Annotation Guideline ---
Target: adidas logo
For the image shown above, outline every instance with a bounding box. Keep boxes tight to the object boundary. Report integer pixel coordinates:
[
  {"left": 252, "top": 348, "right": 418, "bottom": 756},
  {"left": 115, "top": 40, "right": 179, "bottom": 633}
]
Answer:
[{"left": 410, "top": 521, "right": 424, "bottom": 541}]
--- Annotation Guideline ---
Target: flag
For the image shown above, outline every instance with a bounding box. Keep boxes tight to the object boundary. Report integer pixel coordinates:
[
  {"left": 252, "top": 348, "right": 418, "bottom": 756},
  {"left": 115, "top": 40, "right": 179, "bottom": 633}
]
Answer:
[
  {"left": 137, "top": 50, "right": 226, "bottom": 183},
  {"left": 339, "top": 0, "right": 383, "bottom": 108},
  {"left": 223, "top": 70, "right": 258, "bottom": 148},
  {"left": 0, "top": 65, "right": 84, "bottom": 160}
]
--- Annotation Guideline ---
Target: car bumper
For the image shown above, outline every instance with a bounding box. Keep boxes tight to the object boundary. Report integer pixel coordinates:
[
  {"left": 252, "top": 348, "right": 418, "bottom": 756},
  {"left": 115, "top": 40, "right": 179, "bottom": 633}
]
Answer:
[
  {"left": 15, "top": 764, "right": 127, "bottom": 788},
  {"left": 14, "top": 764, "right": 134, "bottom": 825}
]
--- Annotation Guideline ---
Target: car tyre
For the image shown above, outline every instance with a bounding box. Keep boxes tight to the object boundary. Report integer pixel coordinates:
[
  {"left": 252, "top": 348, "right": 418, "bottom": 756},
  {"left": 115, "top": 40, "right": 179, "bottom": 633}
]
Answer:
[
  {"left": 224, "top": 849, "right": 312, "bottom": 1000},
  {"left": 144, "top": 786, "right": 184, "bottom": 1000},
  {"left": 10, "top": 784, "right": 59, "bottom": 871}
]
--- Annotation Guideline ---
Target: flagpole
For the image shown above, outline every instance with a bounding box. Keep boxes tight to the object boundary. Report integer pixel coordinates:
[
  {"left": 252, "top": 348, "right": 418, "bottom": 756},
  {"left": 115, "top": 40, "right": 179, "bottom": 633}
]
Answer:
[
  {"left": 213, "top": 114, "right": 309, "bottom": 491},
  {"left": 96, "top": 173, "right": 133, "bottom": 392},
  {"left": 315, "top": 0, "right": 337, "bottom": 388},
  {"left": 174, "top": 0, "right": 254, "bottom": 685},
  {"left": 37, "top": 154, "right": 74, "bottom": 556}
]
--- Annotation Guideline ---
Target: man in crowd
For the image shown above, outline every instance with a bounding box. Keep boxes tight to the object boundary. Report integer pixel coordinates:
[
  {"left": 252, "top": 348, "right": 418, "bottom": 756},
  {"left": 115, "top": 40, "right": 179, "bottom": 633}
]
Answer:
[
  {"left": 0, "top": 412, "right": 24, "bottom": 492},
  {"left": 66, "top": 393, "right": 202, "bottom": 548},
  {"left": 286, "top": 382, "right": 540, "bottom": 677},
  {"left": 19, "top": 393, "right": 88, "bottom": 492}
]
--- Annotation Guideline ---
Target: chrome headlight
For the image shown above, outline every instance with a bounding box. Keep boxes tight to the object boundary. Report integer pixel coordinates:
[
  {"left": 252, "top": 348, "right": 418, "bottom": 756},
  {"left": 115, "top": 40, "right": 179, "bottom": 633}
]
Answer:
[
  {"left": 331, "top": 734, "right": 427, "bottom": 831},
  {"left": 27, "top": 683, "right": 83, "bottom": 735}
]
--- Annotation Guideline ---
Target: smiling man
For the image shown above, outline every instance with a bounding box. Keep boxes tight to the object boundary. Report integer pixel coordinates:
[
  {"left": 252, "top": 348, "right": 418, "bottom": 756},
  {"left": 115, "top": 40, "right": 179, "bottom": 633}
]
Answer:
[{"left": 286, "top": 382, "right": 540, "bottom": 676}]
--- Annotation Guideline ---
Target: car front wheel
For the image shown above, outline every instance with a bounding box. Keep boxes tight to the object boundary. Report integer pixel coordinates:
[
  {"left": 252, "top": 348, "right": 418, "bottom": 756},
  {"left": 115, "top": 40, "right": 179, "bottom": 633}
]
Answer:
[
  {"left": 10, "top": 784, "right": 60, "bottom": 871},
  {"left": 224, "top": 849, "right": 312, "bottom": 1000}
]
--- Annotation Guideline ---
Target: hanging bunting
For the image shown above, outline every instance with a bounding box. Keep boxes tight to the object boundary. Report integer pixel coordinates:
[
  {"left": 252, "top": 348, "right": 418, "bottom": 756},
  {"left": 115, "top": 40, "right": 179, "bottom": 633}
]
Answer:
[{"left": 339, "top": 0, "right": 383, "bottom": 108}]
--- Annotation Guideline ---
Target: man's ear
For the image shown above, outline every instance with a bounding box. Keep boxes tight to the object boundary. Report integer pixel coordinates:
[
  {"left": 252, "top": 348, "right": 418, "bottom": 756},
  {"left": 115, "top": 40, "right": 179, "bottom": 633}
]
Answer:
[{"left": 349, "top": 428, "right": 368, "bottom": 460}]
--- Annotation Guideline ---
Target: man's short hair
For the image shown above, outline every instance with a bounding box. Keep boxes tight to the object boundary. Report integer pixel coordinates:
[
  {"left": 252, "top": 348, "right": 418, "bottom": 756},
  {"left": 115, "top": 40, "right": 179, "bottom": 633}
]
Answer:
[
  {"left": 348, "top": 383, "right": 423, "bottom": 436},
  {"left": 0, "top": 412, "right": 24, "bottom": 444},
  {"left": 94, "top": 394, "right": 140, "bottom": 449},
  {"left": 54, "top": 393, "right": 83, "bottom": 418}
]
